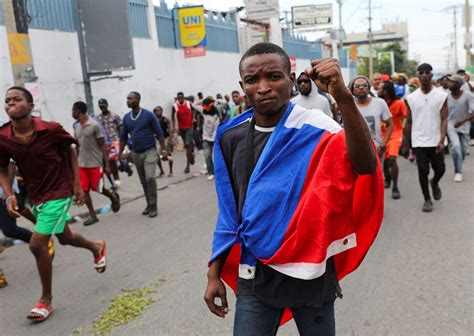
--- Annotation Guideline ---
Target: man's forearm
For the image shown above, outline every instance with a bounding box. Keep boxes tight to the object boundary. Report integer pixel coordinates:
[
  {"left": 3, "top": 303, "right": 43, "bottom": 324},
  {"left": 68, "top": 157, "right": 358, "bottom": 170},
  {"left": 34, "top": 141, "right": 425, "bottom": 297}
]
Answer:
[
  {"left": 67, "top": 146, "right": 81, "bottom": 186},
  {"left": 0, "top": 167, "right": 14, "bottom": 197},
  {"left": 208, "top": 249, "right": 231, "bottom": 279},
  {"left": 440, "top": 118, "right": 448, "bottom": 143},
  {"left": 337, "top": 94, "right": 377, "bottom": 174},
  {"left": 157, "top": 137, "right": 166, "bottom": 151}
]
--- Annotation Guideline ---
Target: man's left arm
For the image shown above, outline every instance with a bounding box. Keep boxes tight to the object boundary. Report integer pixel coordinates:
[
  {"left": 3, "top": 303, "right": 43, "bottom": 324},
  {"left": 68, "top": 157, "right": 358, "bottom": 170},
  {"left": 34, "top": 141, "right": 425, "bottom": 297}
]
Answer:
[
  {"left": 437, "top": 99, "right": 448, "bottom": 154},
  {"left": 66, "top": 145, "right": 84, "bottom": 206},
  {"left": 307, "top": 58, "right": 376, "bottom": 174}
]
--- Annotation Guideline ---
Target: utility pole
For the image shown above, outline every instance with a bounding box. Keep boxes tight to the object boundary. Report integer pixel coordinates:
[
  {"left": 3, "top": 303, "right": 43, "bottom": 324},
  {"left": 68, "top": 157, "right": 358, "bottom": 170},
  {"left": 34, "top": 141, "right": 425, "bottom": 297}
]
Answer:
[
  {"left": 464, "top": 0, "right": 472, "bottom": 68},
  {"left": 368, "top": 0, "right": 373, "bottom": 78},
  {"left": 2, "top": 0, "right": 38, "bottom": 86},
  {"left": 453, "top": 6, "right": 459, "bottom": 71}
]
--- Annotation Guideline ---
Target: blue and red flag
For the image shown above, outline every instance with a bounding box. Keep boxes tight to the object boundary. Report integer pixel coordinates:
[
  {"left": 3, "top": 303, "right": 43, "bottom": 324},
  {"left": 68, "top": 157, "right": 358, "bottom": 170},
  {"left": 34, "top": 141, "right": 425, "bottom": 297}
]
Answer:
[{"left": 210, "top": 103, "right": 384, "bottom": 323}]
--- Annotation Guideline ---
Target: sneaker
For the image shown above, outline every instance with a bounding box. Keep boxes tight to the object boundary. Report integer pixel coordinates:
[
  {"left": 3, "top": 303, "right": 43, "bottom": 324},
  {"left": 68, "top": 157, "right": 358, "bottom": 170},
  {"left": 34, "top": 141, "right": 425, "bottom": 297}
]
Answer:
[
  {"left": 0, "top": 269, "right": 7, "bottom": 288},
  {"left": 422, "top": 200, "right": 433, "bottom": 212},
  {"left": 148, "top": 208, "right": 158, "bottom": 218},
  {"left": 207, "top": 175, "right": 215, "bottom": 181},
  {"left": 391, "top": 188, "right": 401, "bottom": 200},
  {"left": 384, "top": 179, "right": 391, "bottom": 189},
  {"left": 84, "top": 217, "right": 99, "bottom": 226},
  {"left": 430, "top": 179, "right": 442, "bottom": 200},
  {"left": 454, "top": 173, "right": 463, "bottom": 182},
  {"left": 111, "top": 192, "right": 121, "bottom": 213}
]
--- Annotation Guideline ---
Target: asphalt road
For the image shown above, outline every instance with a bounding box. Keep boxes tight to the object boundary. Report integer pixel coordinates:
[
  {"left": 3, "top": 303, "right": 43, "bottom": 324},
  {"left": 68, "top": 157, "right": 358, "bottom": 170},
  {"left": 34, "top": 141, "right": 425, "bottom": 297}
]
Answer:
[{"left": 0, "top": 152, "right": 472, "bottom": 336}]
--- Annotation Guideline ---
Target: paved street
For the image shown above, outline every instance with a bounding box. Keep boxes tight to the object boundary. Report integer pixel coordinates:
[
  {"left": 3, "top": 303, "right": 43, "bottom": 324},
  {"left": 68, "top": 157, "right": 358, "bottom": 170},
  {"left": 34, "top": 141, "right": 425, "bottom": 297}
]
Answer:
[{"left": 0, "top": 151, "right": 473, "bottom": 336}]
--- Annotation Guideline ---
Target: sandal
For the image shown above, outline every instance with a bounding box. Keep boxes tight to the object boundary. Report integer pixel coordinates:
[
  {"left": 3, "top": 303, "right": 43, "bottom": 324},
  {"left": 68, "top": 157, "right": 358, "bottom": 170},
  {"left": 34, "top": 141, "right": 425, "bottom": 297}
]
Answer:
[
  {"left": 94, "top": 241, "right": 107, "bottom": 273},
  {"left": 27, "top": 302, "right": 54, "bottom": 322}
]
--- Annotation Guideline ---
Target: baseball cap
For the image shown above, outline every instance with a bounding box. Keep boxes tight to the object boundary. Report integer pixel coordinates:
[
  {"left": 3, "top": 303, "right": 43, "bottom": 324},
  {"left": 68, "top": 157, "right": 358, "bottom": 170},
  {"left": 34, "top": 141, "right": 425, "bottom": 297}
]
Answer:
[
  {"left": 446, "top": 74, "right": 464, "bottom": 85},
  {"left": 98, "top": 98, "right": 108, "bottom": 106},
  {"left": 417, "top": 63, "right": 433, "bottom": 72}
]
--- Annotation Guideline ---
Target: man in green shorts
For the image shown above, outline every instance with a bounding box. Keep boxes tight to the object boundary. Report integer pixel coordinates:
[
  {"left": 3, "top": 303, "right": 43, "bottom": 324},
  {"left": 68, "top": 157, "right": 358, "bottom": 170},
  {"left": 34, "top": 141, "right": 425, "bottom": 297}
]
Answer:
[{"left": 0, "top": 87, "right": 107, "bottom": 322}]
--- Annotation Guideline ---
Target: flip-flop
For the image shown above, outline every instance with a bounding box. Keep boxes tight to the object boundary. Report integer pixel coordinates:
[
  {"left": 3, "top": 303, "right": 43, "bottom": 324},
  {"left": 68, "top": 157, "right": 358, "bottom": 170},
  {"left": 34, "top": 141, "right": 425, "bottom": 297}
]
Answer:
[
  {"left": 94, "top": 241, "right": 107, "bottom": 273},
  {"left": 27, "top": 302, "right": 54, "bottom": 322}
]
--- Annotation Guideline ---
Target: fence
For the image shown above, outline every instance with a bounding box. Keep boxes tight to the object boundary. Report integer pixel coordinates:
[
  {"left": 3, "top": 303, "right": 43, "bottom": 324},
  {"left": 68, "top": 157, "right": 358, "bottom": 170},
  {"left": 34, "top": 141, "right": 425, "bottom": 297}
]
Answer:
[
  {"left": 128, "top": 0, "right": 149, "bottom": 38},
  {"left": 154, "top": 1, "right": 239, "bottom": 53},
  {"left": 283, "top": 32, "right": 322, "bottom": 61}
]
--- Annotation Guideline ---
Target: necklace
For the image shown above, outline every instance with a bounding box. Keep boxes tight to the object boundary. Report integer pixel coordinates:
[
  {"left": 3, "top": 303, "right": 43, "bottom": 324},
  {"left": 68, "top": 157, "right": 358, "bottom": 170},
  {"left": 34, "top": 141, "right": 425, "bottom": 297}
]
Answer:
[{"left": 131, "top": 109, "right": 142, "bottom": 121}]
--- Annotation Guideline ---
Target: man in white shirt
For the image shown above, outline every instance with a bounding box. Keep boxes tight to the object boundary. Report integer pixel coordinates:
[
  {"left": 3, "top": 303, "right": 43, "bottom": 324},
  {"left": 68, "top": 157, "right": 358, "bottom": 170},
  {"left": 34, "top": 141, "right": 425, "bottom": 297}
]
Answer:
[{"left": 403, "top": 63, "right": 448, "bottom": 213}]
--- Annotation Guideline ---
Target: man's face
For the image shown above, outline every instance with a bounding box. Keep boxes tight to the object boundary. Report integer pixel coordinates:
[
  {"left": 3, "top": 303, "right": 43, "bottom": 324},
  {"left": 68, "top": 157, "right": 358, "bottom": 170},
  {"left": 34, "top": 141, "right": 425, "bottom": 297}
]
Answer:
[
  {"left": 99, "top": 104, "right": 108, "bottom": 113},
  {"left": 177, "top": 94, "right": 185, "bottom": 104},
  {"left": 353, "top": 78, "right": 370, "bottom": 99},
  {"left": 154, "top": 107, "right": 163, "bottom": 118},
  {"left": 239, "top": 53, "right": 294, "bottom": 117},
  {"left": 72, "top": 108, "right": 80, "bottom": 120},
  {"left": 377, "top": 83, "right": 385, "bottom": 99},
  {"left": 448, "top": 80, "right": 461, "bottom": 91},
  {"left": 372, "top": 74, "right": 382, "bottom": 88},
  {"left": 4, "top": 90, "right": 33, "bottom": 121},
  {"left": 232, "top": 92, "right": 241, "bottom": 105},
  {"left": 417, "top": 70, "right": 433, "bottom": 86},
  {"left": 297, "top": 74, "right": 312, "bottom": 96},
  {"left": 127, "top": 93, "right": 139, "bottom": 109}
]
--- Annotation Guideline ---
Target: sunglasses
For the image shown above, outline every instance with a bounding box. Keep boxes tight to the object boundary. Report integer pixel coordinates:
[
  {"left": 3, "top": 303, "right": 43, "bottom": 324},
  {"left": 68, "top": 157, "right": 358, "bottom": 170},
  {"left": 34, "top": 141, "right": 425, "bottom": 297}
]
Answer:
[
  {"left": 354, "top": 83, "right": 368, "bottom": 89},
  {"left": 297, "top": 79, "right": 311, "bottom": 84}
]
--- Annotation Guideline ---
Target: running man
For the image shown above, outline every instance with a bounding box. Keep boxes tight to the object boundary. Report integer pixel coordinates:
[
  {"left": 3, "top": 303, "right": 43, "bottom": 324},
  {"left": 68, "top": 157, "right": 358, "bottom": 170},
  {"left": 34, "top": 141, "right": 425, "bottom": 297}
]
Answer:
[
  {"left": 205, "top": 43, "right": 383, "bottom": 335},
  {"left": 119, "top": 92, "right": 168, "bottom": 218},
  {"left": 377, "top": 81, "right": 407, "bottom": 199},
  {"left": 96, "top": 98, "right": 122, "bottom": 189},
  {"left": 191, "top": 97, "right": 225, "bottom": 180},
  {"left": 0, "top": 87, "right": 106, "bottom": 322},
  {"left": 153, "top": 106, "right": 174, "bottom": 177},
  {"left": 445, "top": 75, "right": 474, "bottom": 182},
  {"left": 403, "top": 63, "right": 448, "bottom": 212},
  {"left": 350, "top": 76, "right": 394, "bottom": 158},
  {"left": 172, "top": 92, "right": 195, "bottom": 173},
  {"left": 72, "top": 101, "right": 120, "bottom": 226}
]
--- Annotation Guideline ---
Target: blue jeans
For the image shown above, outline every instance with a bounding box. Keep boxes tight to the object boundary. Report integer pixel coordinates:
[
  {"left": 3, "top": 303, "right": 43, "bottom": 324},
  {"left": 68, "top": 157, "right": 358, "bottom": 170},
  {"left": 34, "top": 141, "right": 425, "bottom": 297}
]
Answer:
[
  {"left": 203, "top": 140, "right": 214, "bottom": 175},
  {"left": 233, "top": 295, "right": 335, "bottom": 336},
  {"left": 447, "top": 126, "right": 470, "bottom": 173}
]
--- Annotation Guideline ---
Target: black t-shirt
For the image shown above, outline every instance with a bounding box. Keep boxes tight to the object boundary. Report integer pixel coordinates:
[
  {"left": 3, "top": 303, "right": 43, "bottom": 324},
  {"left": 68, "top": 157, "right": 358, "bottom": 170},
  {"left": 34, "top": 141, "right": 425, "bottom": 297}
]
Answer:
[
  {"left": 159, "top": 117, "right": 169, "bottom": 138},
  {"left": 219, "top": 120, "right": 341, "bottom": 308}
]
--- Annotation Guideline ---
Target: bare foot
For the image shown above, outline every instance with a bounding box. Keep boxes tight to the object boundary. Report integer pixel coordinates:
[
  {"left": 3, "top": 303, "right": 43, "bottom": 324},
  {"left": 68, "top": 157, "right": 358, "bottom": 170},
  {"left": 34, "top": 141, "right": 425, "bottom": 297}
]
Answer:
[{"left": 93, "top": 241, "right": 104, "bottom": 259}]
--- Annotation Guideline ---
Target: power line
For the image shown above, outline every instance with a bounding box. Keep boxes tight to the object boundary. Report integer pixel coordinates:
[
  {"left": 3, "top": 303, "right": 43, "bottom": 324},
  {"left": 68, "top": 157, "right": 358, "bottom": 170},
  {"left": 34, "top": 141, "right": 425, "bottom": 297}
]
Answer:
[{"left": 344, "top": 0, "right": 365, "bottom": 25}]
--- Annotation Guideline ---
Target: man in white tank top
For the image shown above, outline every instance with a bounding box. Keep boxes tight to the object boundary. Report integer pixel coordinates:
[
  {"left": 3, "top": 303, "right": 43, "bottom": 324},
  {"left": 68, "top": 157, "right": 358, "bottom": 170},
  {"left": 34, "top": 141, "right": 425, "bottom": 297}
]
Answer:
[{"left": 403, "top": 63, "right": 448, "bottom": 213}]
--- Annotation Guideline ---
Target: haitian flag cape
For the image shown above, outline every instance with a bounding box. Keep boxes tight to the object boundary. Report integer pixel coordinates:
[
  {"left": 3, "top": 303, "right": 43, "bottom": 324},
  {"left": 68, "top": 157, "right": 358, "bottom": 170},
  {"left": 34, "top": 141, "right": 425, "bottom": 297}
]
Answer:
[{"left": 210, "top": 103, "right": 384, "bottom": 324}]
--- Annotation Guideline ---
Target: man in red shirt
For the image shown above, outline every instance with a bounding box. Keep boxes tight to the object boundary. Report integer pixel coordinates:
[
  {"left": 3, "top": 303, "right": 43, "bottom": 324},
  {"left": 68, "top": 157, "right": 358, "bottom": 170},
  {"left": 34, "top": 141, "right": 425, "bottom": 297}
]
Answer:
[
  {"left": 377, "top": 81, "right": 407, "bottom": 199},
  {"left": 172, "top": 92, "right": 195, "bottom": 173},
  {"left": 0, "top": 87, "right": 106, "bottom": 322}
]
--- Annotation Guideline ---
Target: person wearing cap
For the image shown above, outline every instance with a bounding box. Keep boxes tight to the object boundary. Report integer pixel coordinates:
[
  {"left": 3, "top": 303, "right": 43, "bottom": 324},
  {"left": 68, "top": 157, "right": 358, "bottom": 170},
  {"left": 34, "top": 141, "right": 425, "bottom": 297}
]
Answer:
[
  {"left": 446, "top": 74, "right": 474, "bottom": 182},
  {"left": 191, "top": 96, "right": 225, "bottom": 180},
  {"left": 97, "top": 98, "right": 122, "bottom": 189},
  {"left": 403, "top": 63, "right": 448, "bottom": 212},
  {"left": 456, "top": 69, "right": 473, "bottom": 93}
]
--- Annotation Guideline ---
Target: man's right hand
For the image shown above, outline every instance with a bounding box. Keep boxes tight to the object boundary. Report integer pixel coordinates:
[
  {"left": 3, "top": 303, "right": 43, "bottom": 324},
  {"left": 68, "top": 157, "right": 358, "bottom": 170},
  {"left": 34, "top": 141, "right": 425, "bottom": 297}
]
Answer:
[
  {"left": 6, "top": 196, "right": 21, "bottom": 218},
  {"left": 204, "top": 276, "right": 228, "bottom": 318}
]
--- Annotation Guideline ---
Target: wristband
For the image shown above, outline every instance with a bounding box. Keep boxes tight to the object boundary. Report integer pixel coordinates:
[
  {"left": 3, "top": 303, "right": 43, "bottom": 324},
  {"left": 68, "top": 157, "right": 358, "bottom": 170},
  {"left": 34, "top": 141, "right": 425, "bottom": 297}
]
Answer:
[{"left": 5, "top": 196, "right": 15, "bottom": 207}]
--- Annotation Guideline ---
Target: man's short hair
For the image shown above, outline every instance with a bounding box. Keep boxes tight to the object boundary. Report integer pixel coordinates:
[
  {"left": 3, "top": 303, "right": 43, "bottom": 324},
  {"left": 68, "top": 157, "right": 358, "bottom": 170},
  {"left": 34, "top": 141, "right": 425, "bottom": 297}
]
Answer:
[
  {"left": 73, "top": 101, "right": 88, "bottom": 114},
  {"left": 231, "top": 90, "right": 240, "bottom": 95},
  {"left": 98, "top": 98, "right": 108, "bottom": 106},
  {"left": 7, "top": 86, "right": 33, "bottom": 103},
  {"left": 130, "top": 91, "right": 141, "bottom": 100},
  {"left": 239, "top": 42, "right": 291, "bottom": 75},
  {"left": 177, "top": 92, "right": 184, "bottom": 97},
  {"left": 417, "top": 63, "right": 433, "bottom": 72}
]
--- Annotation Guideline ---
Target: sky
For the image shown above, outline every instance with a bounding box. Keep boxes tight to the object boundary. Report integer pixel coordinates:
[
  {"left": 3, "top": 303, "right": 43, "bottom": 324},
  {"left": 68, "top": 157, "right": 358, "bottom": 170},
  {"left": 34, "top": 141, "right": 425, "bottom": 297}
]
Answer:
[{"left": 155, "top": 0, "right": 473, "bottom": 73}]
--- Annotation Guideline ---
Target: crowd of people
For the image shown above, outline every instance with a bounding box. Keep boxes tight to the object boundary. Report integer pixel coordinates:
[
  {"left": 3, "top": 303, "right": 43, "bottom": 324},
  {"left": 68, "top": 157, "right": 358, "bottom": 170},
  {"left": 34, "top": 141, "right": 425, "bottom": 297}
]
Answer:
[{"left": 0, "top": 41, "right": 472, "bottom": 332}]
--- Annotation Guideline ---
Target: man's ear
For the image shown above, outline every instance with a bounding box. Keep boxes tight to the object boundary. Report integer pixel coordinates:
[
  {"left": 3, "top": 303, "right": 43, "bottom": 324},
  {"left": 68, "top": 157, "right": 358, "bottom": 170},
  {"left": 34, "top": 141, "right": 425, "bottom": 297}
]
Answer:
[
  {"left": 239, "top": 80, "right": 244, "bottom": 92},
  {"left": 289, "top": 72, "right": 296, "bottom": 87},
  {"left": 29, "top": 103, "right": 35, "bottom": 111}
]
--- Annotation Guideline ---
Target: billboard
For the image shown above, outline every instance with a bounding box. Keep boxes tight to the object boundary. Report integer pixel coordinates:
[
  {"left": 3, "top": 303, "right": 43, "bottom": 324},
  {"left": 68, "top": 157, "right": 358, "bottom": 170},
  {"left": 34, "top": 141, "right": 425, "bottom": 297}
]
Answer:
[
  {"left": 292, "top": 4, "right": 332, "bottom": 28},
  {"left": 178, "top": 6, "right": 207, "bottom": 48},
  {"left": 77, "top": 0, "right": 134, "bottom": 74}
]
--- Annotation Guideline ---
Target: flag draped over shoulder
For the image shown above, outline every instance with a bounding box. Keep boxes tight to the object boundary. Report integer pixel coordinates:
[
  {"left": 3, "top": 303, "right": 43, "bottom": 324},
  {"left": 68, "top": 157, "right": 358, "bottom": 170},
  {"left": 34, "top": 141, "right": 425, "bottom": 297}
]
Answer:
[{"left": 210, "top": 103, "right": 384, "bottom": 323}]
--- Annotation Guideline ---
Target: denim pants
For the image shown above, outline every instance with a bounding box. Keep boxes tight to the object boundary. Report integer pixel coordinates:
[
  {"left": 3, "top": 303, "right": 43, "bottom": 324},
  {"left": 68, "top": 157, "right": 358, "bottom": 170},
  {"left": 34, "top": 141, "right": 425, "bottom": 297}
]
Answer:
[
  {"left": 131, "top": 149, "right": 158, "bottom": 208},
  {"left": 203, "top": 140, "right": 214, "bottom": 175},
  {"left": 447, "top": 126, "right": 470, "bottom": 173},
  {"left": 233, "top": 295, "right": 335, "bottom": 336}
]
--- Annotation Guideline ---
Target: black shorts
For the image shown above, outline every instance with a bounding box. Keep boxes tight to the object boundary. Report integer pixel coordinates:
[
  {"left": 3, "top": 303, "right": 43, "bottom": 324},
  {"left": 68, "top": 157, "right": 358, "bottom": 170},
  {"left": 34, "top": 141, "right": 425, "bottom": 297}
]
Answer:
[{"left": 179, "top": 128, "right": 194, "bottom": 147}]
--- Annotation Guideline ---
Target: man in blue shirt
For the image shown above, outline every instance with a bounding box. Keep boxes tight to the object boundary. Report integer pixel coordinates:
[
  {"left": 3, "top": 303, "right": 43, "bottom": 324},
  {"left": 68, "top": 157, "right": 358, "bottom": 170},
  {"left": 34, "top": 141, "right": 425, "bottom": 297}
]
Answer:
[{"left": 119, "top": 92, "right": 168, "bottom": 218}]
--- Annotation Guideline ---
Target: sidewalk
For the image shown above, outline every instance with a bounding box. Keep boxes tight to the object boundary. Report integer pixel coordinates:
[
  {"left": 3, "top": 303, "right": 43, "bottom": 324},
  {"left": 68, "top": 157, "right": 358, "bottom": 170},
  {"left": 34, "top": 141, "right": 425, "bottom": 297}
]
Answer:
[{"left": 0, "top": 149, "right": 210, "bottom": 243}]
